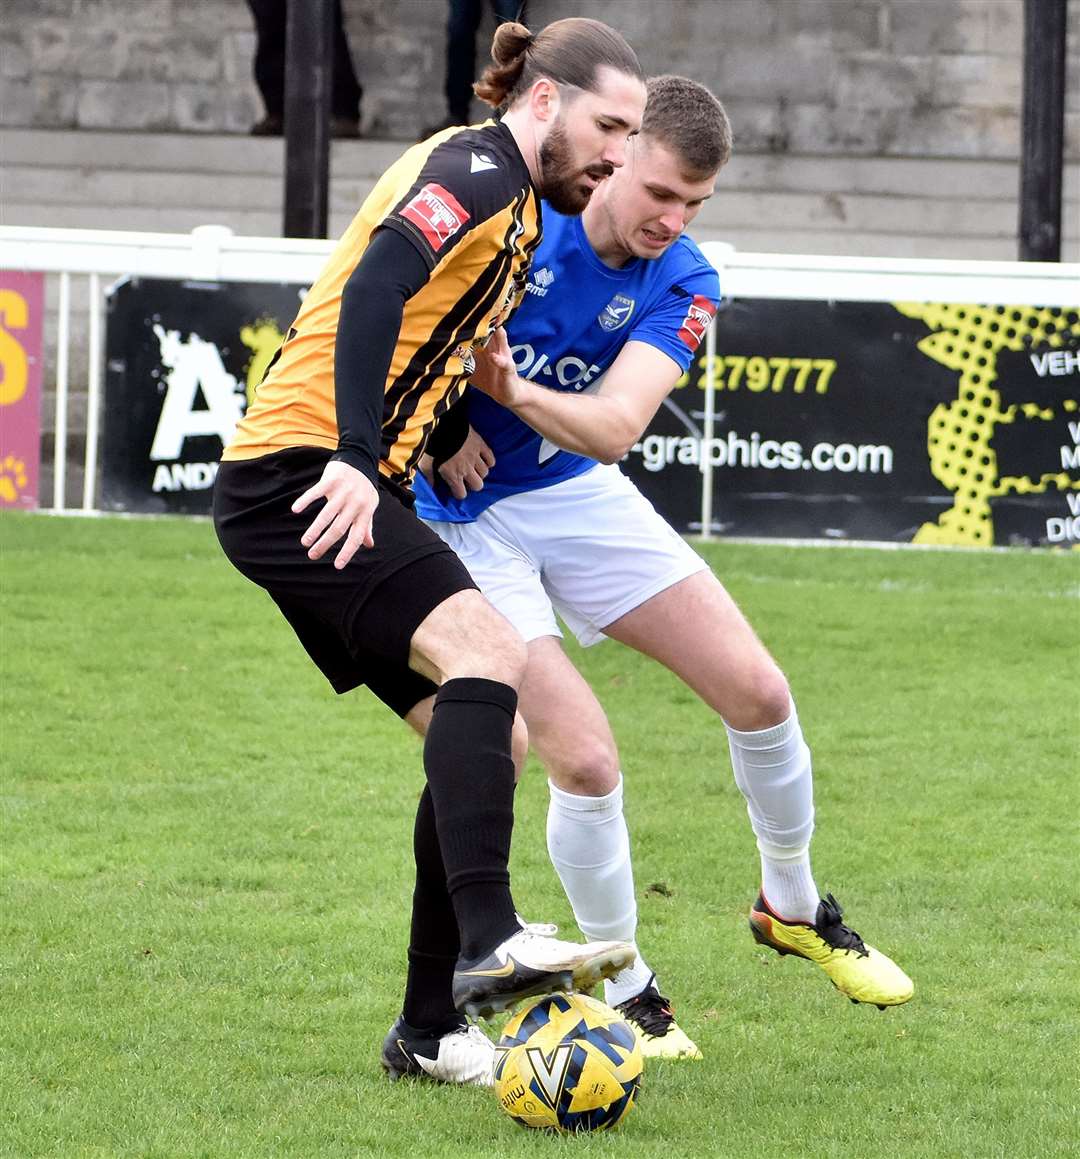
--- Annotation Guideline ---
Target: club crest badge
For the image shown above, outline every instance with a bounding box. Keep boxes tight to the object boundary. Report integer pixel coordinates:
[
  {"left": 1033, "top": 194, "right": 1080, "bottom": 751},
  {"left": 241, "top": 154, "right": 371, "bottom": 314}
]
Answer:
[{"left": 598, "top": 294, "right": 635, "bottom": 332}]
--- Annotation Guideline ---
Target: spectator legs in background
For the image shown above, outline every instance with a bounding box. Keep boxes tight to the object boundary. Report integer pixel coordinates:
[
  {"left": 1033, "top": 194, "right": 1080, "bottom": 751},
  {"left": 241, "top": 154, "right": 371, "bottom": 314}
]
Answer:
[
  {"left": 329, "top": 0, "right": 363, "bottom": 135},
  {"left": 424, "top": 0, "right": 526, "bottom": 139},
  {"left": 247, "top": 0, "right": 286, "bottom": 132},
  {"left": 246, "top": 0, "right": 362, "bottom": 137}
]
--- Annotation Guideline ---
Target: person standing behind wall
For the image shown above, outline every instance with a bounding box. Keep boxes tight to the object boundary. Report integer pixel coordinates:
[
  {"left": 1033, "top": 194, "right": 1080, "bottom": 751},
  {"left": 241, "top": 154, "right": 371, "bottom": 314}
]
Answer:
[
  {"left": 422, "top": 0, "right": 526, "bottom": 137},
  {"left": 245, "top": 0, "right": 363, "bottom": 138}
]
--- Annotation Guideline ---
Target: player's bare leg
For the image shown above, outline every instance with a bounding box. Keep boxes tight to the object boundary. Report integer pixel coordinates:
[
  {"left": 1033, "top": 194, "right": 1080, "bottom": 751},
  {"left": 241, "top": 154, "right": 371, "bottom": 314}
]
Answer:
[
  {"left": 603, "top": 569, "right": 790, "bottom": 729},
  {"left": 403, "top": 591, "right": 633, "bottom": 1025},
  {"left": 604, "top": 570, "right": 913, "bottom": 1008},
  {"left": 518, "top": 636, "right": 701, "bottom": 1057}
]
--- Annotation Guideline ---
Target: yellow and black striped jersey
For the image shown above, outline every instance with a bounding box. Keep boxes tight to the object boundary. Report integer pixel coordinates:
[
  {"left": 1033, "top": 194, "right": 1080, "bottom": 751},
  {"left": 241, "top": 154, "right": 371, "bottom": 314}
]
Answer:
[{"left": 222, "top": 120, "right": 542, "bottom": 485}]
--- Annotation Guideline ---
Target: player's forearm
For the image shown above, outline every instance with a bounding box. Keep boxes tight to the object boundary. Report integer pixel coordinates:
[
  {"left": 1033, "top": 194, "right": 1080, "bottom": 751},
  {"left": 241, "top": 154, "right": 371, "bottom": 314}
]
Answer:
[
  {"left": 334, "top": 277, "right": 400, "bottom": 482},
  {"left": 333, "top": 229, "right": 432, "bottom": 482},
  {"left": 508, "top": 380, "right": 641, "bottom": 463}
]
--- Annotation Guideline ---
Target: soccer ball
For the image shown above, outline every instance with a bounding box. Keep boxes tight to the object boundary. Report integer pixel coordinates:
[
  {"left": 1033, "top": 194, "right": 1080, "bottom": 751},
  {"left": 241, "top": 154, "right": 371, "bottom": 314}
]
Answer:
[{"left": 493, "top": 991, "right": 643, "bottom": 1133}]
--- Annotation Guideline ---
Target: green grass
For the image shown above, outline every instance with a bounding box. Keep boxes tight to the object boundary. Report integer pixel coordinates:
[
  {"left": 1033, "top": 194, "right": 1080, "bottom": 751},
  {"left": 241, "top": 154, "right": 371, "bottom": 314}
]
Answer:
[{"left": 2, "top": 511, "right": 1078, "bottom": 1158}]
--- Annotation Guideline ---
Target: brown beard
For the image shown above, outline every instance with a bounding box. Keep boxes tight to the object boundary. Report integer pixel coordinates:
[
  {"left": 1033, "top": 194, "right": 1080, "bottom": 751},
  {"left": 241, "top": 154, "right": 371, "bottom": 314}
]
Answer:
[{"left": 538, "top": 119, "right": 614, "bottom": 215}]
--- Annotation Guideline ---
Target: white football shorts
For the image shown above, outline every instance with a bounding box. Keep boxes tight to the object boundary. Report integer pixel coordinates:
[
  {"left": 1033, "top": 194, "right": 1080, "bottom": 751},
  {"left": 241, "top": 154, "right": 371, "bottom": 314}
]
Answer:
[{"left": 421, "top": 463, "right": 707, "bottom": 646}]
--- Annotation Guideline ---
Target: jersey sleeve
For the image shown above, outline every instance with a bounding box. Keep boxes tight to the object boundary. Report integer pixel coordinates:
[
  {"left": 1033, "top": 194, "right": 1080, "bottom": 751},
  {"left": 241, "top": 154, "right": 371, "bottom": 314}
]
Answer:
[
  {"left": 627, "top": 259, "right": 721, "bottom": 373},
  {"left": 379, "top": 133, "right": 525, "bottom": 272}
]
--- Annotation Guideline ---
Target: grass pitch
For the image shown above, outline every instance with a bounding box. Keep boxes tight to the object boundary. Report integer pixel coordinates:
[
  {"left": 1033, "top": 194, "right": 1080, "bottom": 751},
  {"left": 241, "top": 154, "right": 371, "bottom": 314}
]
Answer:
[{"left": 2, "top": 511, "right": 1077, "bottom": 1158}]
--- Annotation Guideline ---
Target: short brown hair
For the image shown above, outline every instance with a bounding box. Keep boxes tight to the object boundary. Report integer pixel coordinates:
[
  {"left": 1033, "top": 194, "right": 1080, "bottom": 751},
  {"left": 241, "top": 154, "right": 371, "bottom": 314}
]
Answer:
[
  {"left": 642, "top": 75, "right": 732, "bottom": 177},
  {"left": 474, "top": 17, "right": 643, "bottom": 111}
]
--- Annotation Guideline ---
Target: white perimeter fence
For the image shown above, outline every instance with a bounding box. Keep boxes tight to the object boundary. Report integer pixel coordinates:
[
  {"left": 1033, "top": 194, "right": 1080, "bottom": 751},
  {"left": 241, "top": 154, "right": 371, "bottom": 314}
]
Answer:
[{"left": 2, "top": 223, "right": 1078, "bottom": 534}]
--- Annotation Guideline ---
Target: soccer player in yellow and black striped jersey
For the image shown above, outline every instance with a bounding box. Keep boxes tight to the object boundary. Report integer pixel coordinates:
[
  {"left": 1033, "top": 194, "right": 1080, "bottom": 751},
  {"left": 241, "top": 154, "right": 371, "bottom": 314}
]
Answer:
[
  {"left": 224, "top": 118, "right": 541, "bottom": 487},
  {"left": 213, "top": 18, "right": 647, "bottom": 1082}
]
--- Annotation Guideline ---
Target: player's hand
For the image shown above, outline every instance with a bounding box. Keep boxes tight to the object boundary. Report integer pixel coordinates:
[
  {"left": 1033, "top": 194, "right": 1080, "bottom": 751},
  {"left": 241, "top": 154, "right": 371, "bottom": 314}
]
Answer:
[
  {"left": 471, "top": 327, "right": 521, "bottom": 406},
  {"left": 292, "top": 459, "right": 379, "bottom": 570},
  {"left": 437, "top": 427, "right": 496, "bottom": 500}
]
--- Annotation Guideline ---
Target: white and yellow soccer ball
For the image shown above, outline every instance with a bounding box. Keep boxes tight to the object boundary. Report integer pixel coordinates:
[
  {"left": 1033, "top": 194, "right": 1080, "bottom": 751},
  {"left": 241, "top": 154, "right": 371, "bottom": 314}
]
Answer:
[{"left": 493, "top": 991, "right": 643, "bottom": 1133}]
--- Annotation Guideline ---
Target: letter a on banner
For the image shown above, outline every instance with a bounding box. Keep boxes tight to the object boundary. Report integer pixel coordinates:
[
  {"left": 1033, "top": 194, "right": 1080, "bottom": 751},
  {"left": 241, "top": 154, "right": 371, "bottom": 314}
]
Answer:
[{"left": 149, "top": 324, "right": 245, "bottom": 461}]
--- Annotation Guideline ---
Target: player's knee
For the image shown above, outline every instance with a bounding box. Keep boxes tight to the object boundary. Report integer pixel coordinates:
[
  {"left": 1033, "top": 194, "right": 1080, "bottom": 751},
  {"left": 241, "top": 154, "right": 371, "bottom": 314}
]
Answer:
[
  {"left": 468, "top": 615, "right": 528, "bottom": 688},
  {"left": 728, "top": 664, "right": 792, "bottom": 732},
  {"left": 431, "top": 591, "right": 528, "bottom": 688},
  {"left": 549, "top": 734, "right": 620, "bottom": 797}
]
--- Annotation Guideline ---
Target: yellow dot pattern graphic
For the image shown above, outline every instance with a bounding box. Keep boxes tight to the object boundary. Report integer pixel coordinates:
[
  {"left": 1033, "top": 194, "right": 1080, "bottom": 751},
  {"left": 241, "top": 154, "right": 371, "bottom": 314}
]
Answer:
[{"left": 892, "top": 302, "right": 1080, "bottom": 546}]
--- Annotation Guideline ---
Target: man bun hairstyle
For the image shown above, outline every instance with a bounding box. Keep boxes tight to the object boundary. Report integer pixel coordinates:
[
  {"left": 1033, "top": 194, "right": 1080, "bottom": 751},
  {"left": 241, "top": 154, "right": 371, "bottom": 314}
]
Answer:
[
  {"left": 475, "top": 17, "right": 643, "bottom": 111},
  {"left": 643, "top": 75, "right": 733, "bottom": 177}
]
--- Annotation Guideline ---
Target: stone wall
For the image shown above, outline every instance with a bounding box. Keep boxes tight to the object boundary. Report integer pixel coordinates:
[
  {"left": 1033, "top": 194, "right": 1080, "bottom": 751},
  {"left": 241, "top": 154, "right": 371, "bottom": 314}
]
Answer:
[{"left": 4, "top": 0, "right": 1078, "bottom": 158}]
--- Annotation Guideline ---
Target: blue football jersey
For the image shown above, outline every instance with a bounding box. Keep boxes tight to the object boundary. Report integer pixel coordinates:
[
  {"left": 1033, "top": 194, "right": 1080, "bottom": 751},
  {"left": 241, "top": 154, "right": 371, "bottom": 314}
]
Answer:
[{"left": 413, "top": 206, "right": 720, "bottom": 522}]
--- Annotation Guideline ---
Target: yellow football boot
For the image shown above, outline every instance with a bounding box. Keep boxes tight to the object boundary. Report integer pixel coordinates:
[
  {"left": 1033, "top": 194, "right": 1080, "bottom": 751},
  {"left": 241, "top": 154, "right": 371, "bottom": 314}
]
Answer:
[
  {"left": 615, "top": 979, "right": 703, "bottom": 1060},
  {"left": 749, "top": 893, "right": 913, "bottom": 1009}
]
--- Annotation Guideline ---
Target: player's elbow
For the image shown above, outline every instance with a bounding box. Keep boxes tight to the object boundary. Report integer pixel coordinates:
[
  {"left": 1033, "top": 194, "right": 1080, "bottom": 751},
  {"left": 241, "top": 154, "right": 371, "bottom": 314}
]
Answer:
[
  {"left": 593, "top": 442, "right": 630, "bottom": 465},
  {"left": 595, "top": 421, "right": 641, "bottom": 464}
]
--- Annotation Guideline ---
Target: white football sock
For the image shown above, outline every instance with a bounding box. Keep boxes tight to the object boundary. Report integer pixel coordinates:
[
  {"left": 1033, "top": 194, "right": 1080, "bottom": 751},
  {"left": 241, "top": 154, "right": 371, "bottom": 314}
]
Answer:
[
  {"left": 546, "top": 776, "right": 655, "bottom": 1005},
  {"left": 725, "top": 702, "right": 820, "bottom": 923}
]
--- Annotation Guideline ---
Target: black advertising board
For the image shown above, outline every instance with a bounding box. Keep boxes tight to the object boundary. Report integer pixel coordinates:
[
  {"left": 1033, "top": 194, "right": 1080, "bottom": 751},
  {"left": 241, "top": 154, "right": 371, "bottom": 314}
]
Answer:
[
  {"left": 102, "top": 278, "right": 305, "bottom": 514},
  {"left": 102, "top": 278, "right": 1080, "bottom": 544},
  {"left": 619, "top": 297, "right": 1080, "bottom": 547}
]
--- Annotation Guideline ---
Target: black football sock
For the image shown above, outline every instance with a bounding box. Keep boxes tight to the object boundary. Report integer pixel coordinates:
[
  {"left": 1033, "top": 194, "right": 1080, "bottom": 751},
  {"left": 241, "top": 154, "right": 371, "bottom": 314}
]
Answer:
[
  {"left": 423, "top": 677, "right": 521, "bottom": 961},
  {"left": 402, "top": 785, "right": 460, "bottom": 1029}
]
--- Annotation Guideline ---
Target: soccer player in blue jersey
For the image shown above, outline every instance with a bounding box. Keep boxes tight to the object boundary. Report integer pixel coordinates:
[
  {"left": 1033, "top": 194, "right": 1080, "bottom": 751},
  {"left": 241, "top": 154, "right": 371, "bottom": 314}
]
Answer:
[{"left": 412, "top": 75, "right": 914, "bottom": 1060}]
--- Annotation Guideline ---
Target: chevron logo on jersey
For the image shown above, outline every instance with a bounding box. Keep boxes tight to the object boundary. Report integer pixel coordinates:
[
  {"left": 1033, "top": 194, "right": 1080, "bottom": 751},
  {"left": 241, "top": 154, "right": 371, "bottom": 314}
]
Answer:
[
  {"left": 401, "top": 183, "right": 470, "bottom": 251},
  {"left": 677, "top": 295, "right": 716, "bottom": 351},
  {"left": 598, "top": 294, "right": 635, "bottom": 332}
]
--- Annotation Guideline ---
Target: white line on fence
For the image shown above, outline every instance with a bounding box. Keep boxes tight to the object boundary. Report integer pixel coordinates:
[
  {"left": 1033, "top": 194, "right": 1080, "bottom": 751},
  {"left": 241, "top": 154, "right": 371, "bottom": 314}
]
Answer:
[
  {"left": 84, "top": 271, "right": 103, "bottom": 512},
  {"left": 53, "top": 271, "right": 71, "bottom": 511}
]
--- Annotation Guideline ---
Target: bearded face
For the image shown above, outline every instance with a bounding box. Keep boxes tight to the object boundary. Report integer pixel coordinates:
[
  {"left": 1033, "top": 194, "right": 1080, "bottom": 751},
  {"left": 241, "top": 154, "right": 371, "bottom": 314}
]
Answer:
[{"left": 538, "top": 116, "right": 615, "bottom": 215}]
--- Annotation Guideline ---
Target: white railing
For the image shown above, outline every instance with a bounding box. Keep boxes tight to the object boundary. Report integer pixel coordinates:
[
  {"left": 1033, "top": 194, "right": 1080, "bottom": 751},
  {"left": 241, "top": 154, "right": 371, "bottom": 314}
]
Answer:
[
  {"left": 2, "top": 223, "right": 1078, "bottom": 522},
  {"left": 2, "top": 225, "right": 338, "bottom": 512}
]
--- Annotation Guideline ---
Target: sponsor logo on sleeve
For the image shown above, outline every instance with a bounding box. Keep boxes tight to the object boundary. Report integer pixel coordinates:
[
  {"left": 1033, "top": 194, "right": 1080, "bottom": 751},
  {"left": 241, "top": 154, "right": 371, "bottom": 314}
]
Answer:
[
  {"left": 677, "top": 294, "right": 717, "bottom": 351},
  {"left": 400, "top": 183, "right": 471, "bottom": 252}
]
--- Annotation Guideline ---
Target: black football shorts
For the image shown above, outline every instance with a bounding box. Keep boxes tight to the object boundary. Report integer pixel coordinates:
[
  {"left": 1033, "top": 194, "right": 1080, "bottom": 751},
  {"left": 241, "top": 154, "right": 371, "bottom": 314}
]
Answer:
[{"left": 213, "top": 447, "right": 477, "bottom": 717}]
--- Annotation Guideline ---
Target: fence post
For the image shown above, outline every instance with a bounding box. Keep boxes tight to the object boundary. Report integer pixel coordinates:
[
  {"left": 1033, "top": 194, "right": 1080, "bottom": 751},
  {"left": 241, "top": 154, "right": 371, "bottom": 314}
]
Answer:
[{"left": 1019, "top": 0, "right": 1066, "bottom": 261}]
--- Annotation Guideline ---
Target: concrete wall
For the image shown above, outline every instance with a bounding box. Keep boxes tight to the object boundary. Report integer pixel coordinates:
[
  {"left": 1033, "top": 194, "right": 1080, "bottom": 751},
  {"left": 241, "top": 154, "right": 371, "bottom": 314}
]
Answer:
[{"left": 4, "top": 0, "right": 1079, "bottom": 157}]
